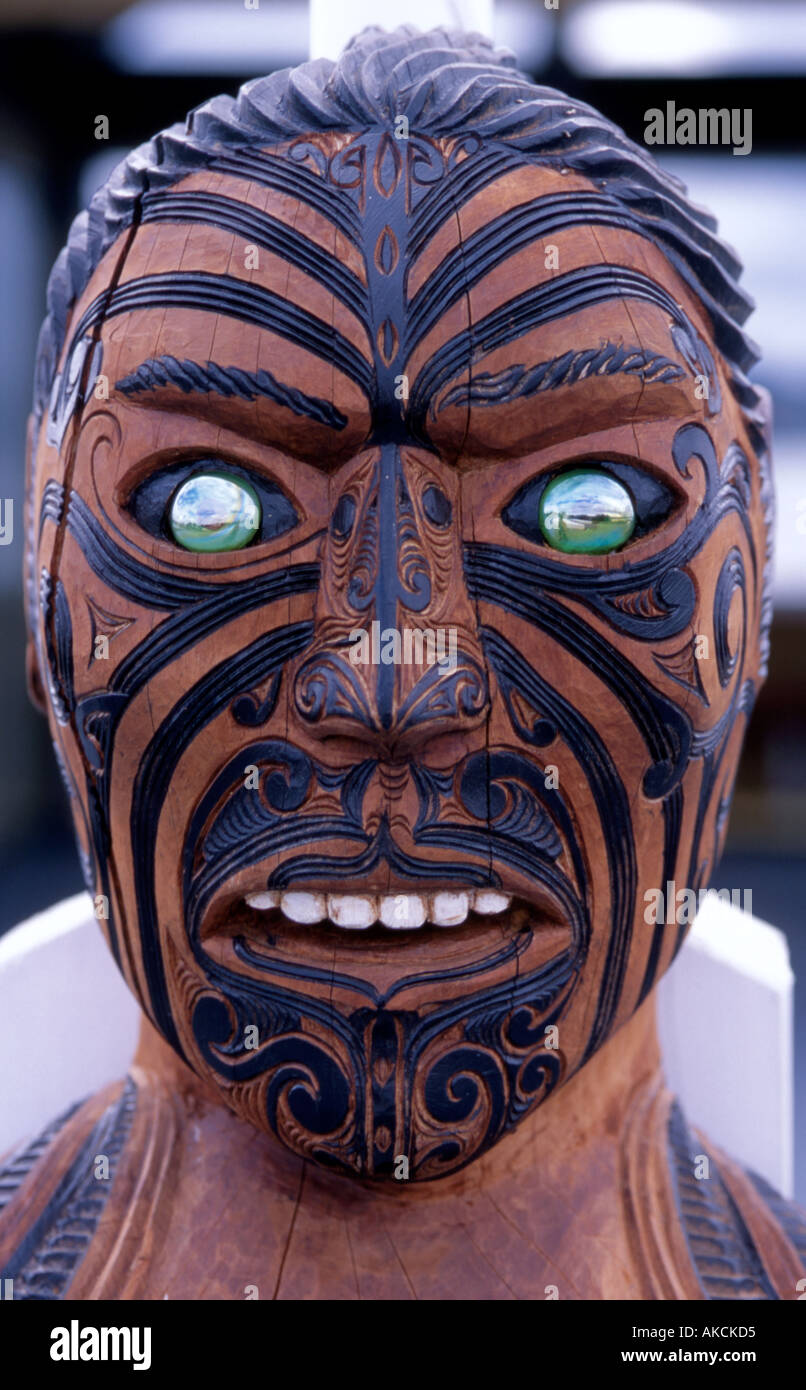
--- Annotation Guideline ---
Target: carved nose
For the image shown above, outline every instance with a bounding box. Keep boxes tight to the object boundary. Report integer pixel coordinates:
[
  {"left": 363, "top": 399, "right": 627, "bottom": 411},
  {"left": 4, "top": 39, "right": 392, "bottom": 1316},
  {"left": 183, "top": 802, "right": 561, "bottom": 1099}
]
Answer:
[{"left": 293, "top": 446, "right": 489, "bottom": 754}]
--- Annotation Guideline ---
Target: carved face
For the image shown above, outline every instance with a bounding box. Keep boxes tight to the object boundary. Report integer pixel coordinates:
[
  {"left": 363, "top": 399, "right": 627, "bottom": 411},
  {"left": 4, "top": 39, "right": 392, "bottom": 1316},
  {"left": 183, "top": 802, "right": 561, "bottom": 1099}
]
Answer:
[{"left": 27, "top": 130, "right": 771, "bottom": 1179}]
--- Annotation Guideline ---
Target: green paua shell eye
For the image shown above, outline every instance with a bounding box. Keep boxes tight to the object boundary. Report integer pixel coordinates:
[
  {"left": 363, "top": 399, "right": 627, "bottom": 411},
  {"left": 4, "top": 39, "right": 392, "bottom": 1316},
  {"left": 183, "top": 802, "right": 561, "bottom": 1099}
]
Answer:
[
  {"left": 539, "top": 470, "right": 636, "bottom": 554},
  {"left": 169, "top": 472, "right": 261, "bottom": 552}
]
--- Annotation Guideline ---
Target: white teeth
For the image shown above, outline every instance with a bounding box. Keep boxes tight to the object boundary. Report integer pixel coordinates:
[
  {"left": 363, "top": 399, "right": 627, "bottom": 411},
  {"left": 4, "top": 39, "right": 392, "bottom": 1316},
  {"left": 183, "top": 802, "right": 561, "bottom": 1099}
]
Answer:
[
  {"left": 432, "top": 891, "right": 469, "bottom": 926},
  {"left": 327, "top": 894, "right": 377, "bottom": 929},
  {"left": 280, "top": 891, "right": 326, "bottom": 924},
  {"left": 245, "top": 888, "right": 514, "bottom": 929},
  {"left": 472, "top": 891, "right": 512, "bottom": 916},
  {"left": 379, "top": 894, "right": 426, "bottom": 929},
  {"left": 245, "top": 891, "right": 280, "bottom": 911}
]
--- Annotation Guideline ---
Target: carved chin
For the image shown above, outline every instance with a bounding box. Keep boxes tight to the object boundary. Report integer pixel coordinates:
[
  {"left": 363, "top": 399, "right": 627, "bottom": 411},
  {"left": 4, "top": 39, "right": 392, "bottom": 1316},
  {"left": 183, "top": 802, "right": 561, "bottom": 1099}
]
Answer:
[{"left": 167, "top": 894, "right": 579, "bottom": 1180}]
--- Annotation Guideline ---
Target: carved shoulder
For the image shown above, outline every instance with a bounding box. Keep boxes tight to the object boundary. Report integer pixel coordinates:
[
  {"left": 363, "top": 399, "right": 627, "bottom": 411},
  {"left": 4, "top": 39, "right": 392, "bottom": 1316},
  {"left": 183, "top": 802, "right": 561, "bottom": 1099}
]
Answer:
[
  {"left": 669, "top": 1101, "right": 806, "bottom": 1300},
  {"left": 0, "top": 1077, "right": 136, "bottom": 1299}
]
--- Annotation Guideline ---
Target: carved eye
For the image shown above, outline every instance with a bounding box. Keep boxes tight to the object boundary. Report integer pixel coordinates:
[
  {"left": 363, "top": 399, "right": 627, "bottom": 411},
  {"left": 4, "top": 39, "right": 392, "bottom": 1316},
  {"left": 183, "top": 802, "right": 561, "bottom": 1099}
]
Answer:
[
  {"left": 129, "top": 460, "right": 299, "bottom": 551},
  {"left": 503, "top": 462, "right": 675, "bottom": 555},
  {"left": 169, "top": 472, "right": 261, "bottom": 552},
  {"left": 539, "top": 470, "right": 635, "bottom": 554}
]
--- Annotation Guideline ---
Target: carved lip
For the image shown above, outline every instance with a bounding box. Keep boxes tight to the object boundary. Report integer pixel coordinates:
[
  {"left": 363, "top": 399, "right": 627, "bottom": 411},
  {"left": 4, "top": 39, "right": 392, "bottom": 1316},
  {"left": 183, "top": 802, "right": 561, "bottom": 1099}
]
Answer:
[
  {"left": 198, "top": 872, "right": 568, "bottom": 933},
  {"left": 201, "top": 900, "right": 574, "bottom": 999},
  {"left": 196, "top": 877, "right": 576, "bottom": 981},
  {"left": 247, "top": 886, "right": 513, "bottom": 930}
]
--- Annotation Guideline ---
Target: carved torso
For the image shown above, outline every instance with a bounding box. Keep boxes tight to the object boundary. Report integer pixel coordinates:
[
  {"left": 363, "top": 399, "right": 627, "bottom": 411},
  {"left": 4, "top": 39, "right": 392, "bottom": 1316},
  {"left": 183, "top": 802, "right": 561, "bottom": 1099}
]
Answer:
[{"left": 2, "top": 1008, "right": 805, "bottom": 1300}]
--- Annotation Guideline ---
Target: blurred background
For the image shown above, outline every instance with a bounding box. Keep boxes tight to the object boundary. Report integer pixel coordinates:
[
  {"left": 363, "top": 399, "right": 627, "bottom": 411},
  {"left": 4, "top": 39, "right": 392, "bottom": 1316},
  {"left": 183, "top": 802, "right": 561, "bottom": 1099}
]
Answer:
[{"left": 0, "top": 0, "right": 803, "bottom": 1193}]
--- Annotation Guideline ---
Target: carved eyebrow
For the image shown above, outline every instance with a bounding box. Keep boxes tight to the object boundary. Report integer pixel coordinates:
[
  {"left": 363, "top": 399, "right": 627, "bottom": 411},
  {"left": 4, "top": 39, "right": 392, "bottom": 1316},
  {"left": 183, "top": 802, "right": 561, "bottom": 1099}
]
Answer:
[
  {"left": 436, "top": 341, "right": 687, "bottom": 414},
  {"left": 408, "top": 264, "right": 708, "bottom": 432},
  {"left": 115, "top": 355, "right": 348, "bottom": 430}
]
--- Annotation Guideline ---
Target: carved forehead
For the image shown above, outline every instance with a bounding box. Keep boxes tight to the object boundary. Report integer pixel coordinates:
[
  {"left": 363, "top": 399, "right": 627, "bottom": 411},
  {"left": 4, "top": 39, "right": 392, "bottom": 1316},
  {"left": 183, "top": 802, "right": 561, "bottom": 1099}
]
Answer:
[
  {"left": 72, "top": 135, "right": 717, "bottom": 336},
  {"left": 53, "top": 134, "right": 735, "bottom": 471},
  {"left": 32, "top": 32, "right": 767, "bottom": 469}
]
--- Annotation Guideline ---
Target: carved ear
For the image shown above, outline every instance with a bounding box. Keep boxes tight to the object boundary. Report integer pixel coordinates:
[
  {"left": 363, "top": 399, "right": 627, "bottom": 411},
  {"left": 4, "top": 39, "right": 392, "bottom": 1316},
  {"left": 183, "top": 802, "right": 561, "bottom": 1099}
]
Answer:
[{"left": 23, "top": 412, "right": 47, "bottom": 715}]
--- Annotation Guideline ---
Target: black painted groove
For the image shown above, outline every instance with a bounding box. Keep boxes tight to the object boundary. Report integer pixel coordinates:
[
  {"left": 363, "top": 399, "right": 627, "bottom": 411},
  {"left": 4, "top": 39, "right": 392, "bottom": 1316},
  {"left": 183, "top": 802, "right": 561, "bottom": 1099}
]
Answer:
[
  {"left": 637, "top": 785, "right": 684, "bottom": 1007},
  {"left": 668, "top": 1100, "right": 777, "bottom": 1300},
  {"left": 40, "top": 572, "right": 74, "bottom": 725},
  {"left": 480, "top": 627, "right": 629, "bottom": 1056},
  {"left": 38, "top": 480, "right": 65, "bottom": 540},
  {"left": 439, "top": 342, "right": 685, "bottom": 412},
  {"left": 129, "top": 623, "right": 314, "bottom": 1057},
  {"left": 211, "top": 149, "right": 363, "bottom": 241},
  {"left": 407, "top": 147, "right": 524, "bottom": 260},
  {"left": 409, "top": 264, "right": 701, "bottom": 424},
  {"left": 409, "top": 194, "right": 651, "bottom": 345},
  {"left": 408, "top": 186, "right": 752, "bottom": 373},
  {"left": 108, "top": 564, "right": 319, "bottom": 696},
  {"left": 67, "top": 272, "right": 375, "bottom": 401},
  {"left": 464, "top": 547, "right": 694, "bottom": 793},
  {"left": 1, "top": 1078, "right": 137, "bottom": 1300},
  {"left": 66, "top": 493, "right": 237, "bottom": 607},
  {"left": 140, "top": 191, "right": 369, "bottom": 321},
  {"left": 0, "top": 1099, "right": 83, "bottom": 1217},
  {"left": 116, "top": 355, "right": 349, "bottom": 430}
]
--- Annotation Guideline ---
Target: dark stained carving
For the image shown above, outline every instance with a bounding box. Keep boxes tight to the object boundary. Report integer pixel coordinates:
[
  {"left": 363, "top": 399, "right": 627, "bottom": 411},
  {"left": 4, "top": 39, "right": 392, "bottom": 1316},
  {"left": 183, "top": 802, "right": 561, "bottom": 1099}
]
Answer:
[
  {"left": 668, "top": 1101, "right": 776, "bottom": 1300},
  {"left": 116, "top": 356, "right": 349, "bottom": 430},
  {"left": 1, "top": 1080, "right": 136, "bottom": 1300},
  {"left": 6, "top": 26, "right": 802, "bottom": 1302}
]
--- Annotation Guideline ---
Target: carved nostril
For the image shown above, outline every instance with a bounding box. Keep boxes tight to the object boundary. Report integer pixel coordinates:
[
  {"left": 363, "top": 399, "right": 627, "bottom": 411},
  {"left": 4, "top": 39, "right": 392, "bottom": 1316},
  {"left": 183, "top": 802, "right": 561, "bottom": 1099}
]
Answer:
[
  {"left": 331, "top": 493, "right": 356, "bottom": 539},
  {"left": 422, "top": 484, "right": 452, "bottom": 527}
]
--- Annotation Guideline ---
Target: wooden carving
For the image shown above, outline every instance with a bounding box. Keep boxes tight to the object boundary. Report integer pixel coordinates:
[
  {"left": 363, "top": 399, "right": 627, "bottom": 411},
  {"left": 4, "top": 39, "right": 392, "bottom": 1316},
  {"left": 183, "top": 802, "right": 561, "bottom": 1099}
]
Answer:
[{"left": 3, "top": 27, "right": 804, "bottom": 1300}]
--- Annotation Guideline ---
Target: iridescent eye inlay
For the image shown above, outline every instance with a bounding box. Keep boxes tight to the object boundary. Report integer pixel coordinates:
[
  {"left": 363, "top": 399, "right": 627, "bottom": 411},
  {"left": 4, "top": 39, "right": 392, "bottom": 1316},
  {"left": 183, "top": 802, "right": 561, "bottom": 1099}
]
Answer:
[
  {"left": 539, "top": 470, "right": 636, "bottom": 554},
  {"left": 169, "top": 472, "right": 261, "bottom": 552}
]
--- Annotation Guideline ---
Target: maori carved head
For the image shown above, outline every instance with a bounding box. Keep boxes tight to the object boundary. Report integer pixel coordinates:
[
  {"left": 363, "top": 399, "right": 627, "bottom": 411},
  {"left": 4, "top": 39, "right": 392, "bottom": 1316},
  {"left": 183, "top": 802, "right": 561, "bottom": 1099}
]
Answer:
[{"left": 25, "top": 29, "right": 773, "bottom": 1179}]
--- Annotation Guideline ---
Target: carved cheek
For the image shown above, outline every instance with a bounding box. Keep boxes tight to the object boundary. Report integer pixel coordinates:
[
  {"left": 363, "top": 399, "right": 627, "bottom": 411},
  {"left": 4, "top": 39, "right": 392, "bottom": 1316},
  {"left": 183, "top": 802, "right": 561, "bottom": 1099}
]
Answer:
[
  {"left": 32, "top": 400, "right": 318, "bottom": 1015},
  {"left": 466, "top": 414, "right": 767, "bottom": 1040}
]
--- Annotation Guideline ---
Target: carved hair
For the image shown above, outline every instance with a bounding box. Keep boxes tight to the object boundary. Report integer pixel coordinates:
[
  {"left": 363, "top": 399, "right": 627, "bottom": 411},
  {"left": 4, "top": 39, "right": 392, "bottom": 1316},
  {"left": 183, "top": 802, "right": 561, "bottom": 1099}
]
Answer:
[{"left": 33, "top": 26, "right": 765, "bottom": 446}]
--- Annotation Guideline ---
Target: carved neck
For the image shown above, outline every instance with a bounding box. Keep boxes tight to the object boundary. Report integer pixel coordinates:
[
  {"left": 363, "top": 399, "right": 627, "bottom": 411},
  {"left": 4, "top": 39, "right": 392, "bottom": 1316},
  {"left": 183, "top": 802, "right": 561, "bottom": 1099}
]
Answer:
[
  {"left": 115, "top": 999, "right": 669, "bottom": 1297},
  {"left": 134, "top": 994, "right": 663, "bottom": 1192}
]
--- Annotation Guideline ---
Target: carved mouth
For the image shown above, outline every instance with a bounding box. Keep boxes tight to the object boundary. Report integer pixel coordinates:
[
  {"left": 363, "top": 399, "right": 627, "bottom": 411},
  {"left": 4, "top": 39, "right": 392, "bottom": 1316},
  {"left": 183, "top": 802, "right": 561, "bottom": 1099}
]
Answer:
[
  {"left": 196, "top": 881, "right": 575, "bottom": 985},
  {"left": 242, "top": 887, "right": 512, "bottom": 930}
]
